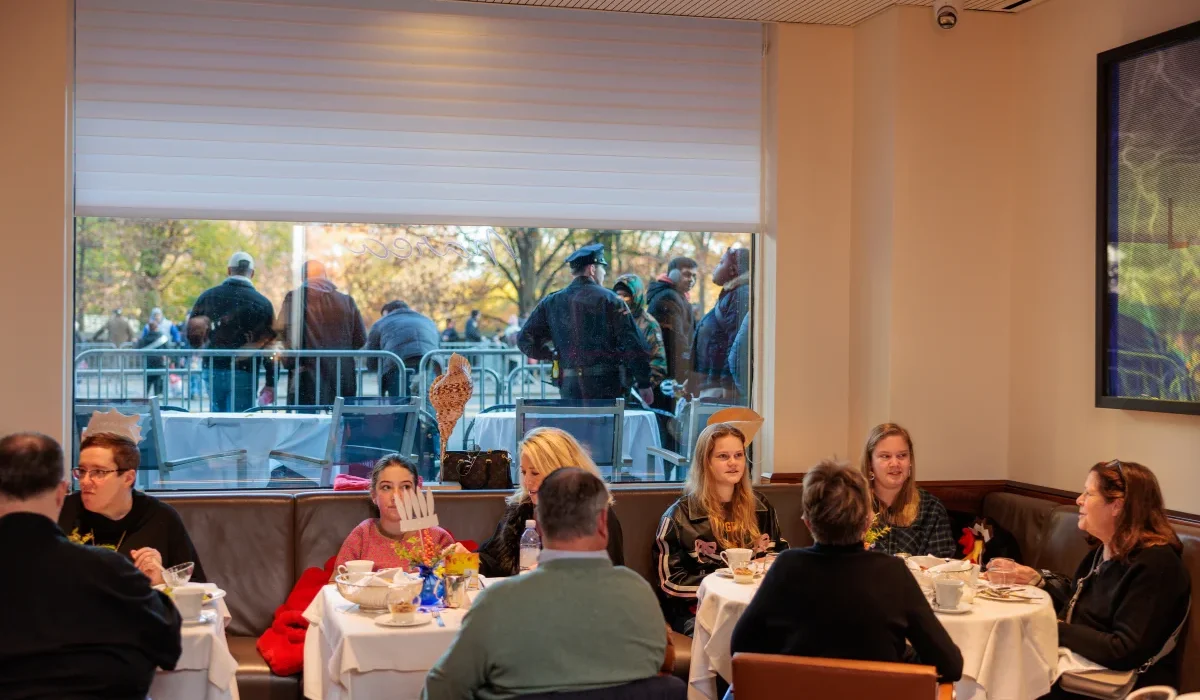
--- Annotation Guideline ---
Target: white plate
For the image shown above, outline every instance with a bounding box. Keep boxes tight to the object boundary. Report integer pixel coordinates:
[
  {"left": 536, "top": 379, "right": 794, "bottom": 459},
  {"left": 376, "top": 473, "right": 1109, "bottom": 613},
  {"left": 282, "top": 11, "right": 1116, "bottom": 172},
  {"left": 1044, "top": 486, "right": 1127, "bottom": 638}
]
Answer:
[
  {"left": 182, "top": 610, "right": 219, "bottom": 626},
  {"left": 714, "top": 568, "right": 761, "bottom": 579},
  {"left": 374, "top": 612, "right": 433, "bottom": 628},
  {"left": 932, "top": 603, "right": 971, "bottom": 615}
]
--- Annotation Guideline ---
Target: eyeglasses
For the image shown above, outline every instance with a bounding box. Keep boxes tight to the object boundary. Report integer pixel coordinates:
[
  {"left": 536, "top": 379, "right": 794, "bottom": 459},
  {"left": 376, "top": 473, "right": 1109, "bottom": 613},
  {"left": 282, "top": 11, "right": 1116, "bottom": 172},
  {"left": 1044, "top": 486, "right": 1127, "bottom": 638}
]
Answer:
[
  {"left": 71, "top": 468, "right": 129, "bottom": 481},
  {"left": 1107, "top": 459, "right": 1126, "bottom": 487}
]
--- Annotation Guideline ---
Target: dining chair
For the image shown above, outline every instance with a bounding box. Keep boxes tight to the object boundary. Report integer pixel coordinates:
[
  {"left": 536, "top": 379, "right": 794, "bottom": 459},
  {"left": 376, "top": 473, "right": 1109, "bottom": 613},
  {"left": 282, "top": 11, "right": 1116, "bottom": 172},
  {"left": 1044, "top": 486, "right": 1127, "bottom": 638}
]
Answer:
[
  {"left": 514, "top": 398, "right": 625, "bottom": 481},
  {"left": 731, "top": 653, "right": 955, "bottom": 700},
  {"left": 74, "top": 397, "right": 247, "bottom": 489},
  {"left": 268, "top": 396, "right": 422, "bottom": 487},
  {"left": 645, "top": 399, "right": 741, "bottom": 481}
]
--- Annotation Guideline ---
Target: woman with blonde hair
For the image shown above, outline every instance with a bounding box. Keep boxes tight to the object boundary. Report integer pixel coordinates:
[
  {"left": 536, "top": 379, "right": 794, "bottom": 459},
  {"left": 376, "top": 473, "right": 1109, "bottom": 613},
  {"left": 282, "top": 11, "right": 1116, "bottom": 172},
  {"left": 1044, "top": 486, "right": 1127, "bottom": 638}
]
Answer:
[
  {"left": 859, "top": 423, "right": 955, "bottom": 558},
  {"left": 477, "top": 427, "right": 624, "bottom": 576},
  {"left": 655, "top": 421, "right": 788, "bottom": 635}
]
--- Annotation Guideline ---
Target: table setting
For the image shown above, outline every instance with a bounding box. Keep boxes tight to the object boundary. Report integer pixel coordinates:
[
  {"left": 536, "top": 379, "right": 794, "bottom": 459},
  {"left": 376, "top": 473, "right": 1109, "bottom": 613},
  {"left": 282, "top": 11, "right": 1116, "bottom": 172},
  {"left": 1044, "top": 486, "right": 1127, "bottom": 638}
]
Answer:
[
  {"left": 688, "top": 553, "right": 1059, "bottom": 700},
  {"left": 150, "top": 562, "right": 241, "bottom": 700},
  {"left": 303, "top": 486, "right": 486, "bottom": 700},
  {"left": 302, "top": 564, "right": 484, "bottom": 700}
]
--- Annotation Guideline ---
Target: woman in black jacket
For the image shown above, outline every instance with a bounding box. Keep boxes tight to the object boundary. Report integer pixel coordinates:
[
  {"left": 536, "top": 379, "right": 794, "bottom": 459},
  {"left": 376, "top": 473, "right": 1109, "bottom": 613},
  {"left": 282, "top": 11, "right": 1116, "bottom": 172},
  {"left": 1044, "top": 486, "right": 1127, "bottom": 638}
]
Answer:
[
  {"left": 655, "top": 420, "right": 787, "bottom": 635},
  {"left": 1004, "top": 461, "right": 1190, "bottom": 698},
  {"left": 477, "top": 427, "right": 623, "bottom": 576},
  {"left": 731, "top": 460, "right": 962, "bottom": 682}
]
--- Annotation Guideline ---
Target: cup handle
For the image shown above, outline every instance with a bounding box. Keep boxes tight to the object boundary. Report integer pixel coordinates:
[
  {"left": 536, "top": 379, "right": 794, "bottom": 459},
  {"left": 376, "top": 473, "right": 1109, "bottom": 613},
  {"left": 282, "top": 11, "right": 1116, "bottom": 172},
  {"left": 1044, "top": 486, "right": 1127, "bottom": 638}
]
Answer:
[
  {"left": 720, "top": 552, "right": 731, "bottom": 566},
  {"left": 336, "top": 565, "right": 348, "bottom": 576}
]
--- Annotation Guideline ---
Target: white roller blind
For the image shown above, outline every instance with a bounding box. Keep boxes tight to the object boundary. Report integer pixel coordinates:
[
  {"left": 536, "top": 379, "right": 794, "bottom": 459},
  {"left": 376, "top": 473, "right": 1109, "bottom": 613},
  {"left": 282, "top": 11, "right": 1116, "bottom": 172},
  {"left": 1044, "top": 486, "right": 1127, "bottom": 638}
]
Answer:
[{"left": 74, "top": 0, "right": 762, "bottom": 231}]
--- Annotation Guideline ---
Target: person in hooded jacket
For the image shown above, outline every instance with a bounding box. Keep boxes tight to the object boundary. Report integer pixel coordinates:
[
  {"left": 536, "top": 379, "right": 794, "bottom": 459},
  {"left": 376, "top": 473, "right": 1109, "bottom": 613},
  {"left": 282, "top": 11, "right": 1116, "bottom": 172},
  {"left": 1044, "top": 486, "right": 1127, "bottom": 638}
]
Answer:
[
  {"left": 364, "top": 300, "right": 440, "bottom": 397},
  {"left": 613, "top": 274, "right": 667, "bottom": 391}
]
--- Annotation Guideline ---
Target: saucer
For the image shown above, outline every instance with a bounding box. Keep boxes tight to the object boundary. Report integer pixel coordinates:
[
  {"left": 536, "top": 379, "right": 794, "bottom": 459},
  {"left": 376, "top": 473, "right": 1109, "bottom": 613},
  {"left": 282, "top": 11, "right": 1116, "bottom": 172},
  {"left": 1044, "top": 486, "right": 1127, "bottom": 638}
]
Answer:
[
  {"left": 375, "top": 612, "right": 433, "bottom": 628},
  {"left": 182, "top": 610, "right": 219, "bottom": 626},
  {"left": 932, "top": 603, "right": 971, "bottom": 615},
  {"left": 715, "top": 568, "right": 761, "bottom": 579}
]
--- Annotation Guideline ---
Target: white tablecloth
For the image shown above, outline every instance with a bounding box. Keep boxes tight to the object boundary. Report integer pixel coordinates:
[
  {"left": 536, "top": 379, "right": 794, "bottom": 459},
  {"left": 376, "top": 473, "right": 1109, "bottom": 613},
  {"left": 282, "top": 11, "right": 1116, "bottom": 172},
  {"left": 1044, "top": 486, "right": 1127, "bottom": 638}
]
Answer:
[
  {"left": 151, "top": 585, "right": 240, "bottom": 700},
  {"left": 302, "top": 584, "right": 475, "bottom": 700},
  {"left": 471, "top": 410, "right": 661, "bottom": 479},
  {"left": 160, "top": 413, "right": 331, "bottom": 488},
  {"left": 687, "top": 574, "right": 1059, "bottom": 700}
]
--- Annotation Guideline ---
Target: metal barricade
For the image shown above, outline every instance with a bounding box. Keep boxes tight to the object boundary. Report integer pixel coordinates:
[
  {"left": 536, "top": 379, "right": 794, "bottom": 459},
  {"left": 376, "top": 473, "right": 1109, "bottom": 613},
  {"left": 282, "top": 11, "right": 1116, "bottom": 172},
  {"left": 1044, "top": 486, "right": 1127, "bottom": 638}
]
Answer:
[
  {"left": 417, "top": 347, "right": 539, "bottom": 412},
  {"left": 73, "top": 348, "right": 407, "bottom": 412}
]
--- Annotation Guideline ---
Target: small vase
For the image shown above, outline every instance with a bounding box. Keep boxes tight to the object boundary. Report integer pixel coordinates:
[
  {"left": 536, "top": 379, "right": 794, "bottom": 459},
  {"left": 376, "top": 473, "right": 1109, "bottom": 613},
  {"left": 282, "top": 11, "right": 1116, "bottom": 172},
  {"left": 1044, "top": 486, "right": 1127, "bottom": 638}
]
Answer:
[{"left": 418, "top": 565, "right": 442, "bottom": 607}]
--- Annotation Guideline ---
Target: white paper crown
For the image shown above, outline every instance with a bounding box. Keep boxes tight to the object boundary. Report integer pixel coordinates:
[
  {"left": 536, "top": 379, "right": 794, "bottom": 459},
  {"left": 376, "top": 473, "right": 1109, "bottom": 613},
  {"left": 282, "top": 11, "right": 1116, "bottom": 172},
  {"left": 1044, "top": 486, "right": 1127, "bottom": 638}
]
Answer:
[
  {"left": 395, "top": 488, "right": 439, "bottom": 531},
  {"left": 82, "top": 410, "right": 144, "bottom": 444}
]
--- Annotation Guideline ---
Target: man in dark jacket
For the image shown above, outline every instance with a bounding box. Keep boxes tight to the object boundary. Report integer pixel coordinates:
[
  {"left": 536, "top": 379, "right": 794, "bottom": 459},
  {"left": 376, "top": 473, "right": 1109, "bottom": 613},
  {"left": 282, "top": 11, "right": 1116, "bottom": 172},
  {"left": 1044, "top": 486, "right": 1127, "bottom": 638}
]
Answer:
[
  {"left": 464, "top": 309, "right": 483, "bottom": 342},
  {"left": 275, "top": 260, "right": 367, "bottom": 405},
  {"left": 518, "top": 244, "right": 653, "bottom": 402},
  {"left": 646, "top": 256, "right": 698, "bottom": 456},
  {"left": 0, "top": 432, "right": 182, "bottom": 700},
  {"left": 189, "top": 252, "right": 277, "bottom": 411},
  {"left": 693, "top": 248, "right": 750, "bottom": 400},
  {"left": 364, "top": 300, "right": 440, "bottom": 397},
  {"left": 646, "top": 257, "right": 697, "bottom": 390}
]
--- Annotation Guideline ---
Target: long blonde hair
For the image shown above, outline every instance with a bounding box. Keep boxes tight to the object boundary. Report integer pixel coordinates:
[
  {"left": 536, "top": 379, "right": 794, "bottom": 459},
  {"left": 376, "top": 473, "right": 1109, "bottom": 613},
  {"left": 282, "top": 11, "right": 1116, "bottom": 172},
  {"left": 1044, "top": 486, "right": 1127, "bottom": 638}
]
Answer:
[
  {"left": 686, "top": 423, "right": 760, "bottom": 549},
  {"left": 859, "top": 423, "right": 919, "bottom": 528},
  {"left": 508, "top": 427, "right": 604, "bottom": 506}
]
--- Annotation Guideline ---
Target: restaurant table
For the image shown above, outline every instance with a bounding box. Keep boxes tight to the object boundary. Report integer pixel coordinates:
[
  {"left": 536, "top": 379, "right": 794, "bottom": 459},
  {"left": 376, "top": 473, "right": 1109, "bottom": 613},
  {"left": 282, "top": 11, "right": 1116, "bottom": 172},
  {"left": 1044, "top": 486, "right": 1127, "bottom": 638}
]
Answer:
[
  {"left": 160, "top": 412, "right": 331, "bottom": 488},
  {"left": 302, "top": 584, "right": 479, "bottom": 700},
  {"left": 151, "top": 584, "right": 240, "bottom": 700},
  {"left": 471, "top": 409, "right": 661, "bottom": 479},
  {"left": 687, "top": 573, "right": 1059, "bottom": 700}
]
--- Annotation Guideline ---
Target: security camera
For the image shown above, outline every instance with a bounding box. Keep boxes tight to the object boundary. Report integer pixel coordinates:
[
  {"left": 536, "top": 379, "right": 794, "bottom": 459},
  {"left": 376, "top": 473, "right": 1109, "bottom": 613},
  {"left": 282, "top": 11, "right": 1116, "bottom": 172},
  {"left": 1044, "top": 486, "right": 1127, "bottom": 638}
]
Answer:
[{"left": 933, "top": 0, "right": 962, "bottom": 29}]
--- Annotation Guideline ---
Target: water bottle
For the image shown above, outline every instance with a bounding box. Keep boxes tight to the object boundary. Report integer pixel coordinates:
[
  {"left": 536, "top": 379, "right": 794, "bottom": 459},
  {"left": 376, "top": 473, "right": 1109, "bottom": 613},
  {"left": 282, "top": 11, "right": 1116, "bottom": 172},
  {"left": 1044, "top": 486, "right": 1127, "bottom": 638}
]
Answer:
[{"left": 519, "top": 520, "right": 540, "bottom": 573}]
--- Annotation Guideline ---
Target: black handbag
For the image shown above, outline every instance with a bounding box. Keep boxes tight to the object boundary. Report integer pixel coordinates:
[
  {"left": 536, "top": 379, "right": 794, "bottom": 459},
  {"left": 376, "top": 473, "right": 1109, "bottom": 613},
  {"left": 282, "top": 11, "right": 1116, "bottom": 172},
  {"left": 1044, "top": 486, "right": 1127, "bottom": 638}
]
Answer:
[{"left": 441, "top": 448, "right": 512, "bottom": 490}]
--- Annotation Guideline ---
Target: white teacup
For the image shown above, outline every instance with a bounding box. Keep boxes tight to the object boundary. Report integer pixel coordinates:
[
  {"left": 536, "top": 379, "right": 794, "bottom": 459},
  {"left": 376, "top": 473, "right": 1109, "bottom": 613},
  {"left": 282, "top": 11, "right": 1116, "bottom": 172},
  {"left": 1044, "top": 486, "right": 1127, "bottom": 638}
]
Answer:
[
  {"left": 1128, "top": 687, "right": 1177, "bottom": 700},
  {"left": 720, "top": 548, "right": 753, "bottom": 570},
  {"left": 934, "top": 576, "right": 965, "bottom": 610},
  {"left": 173, "top": 584, "right": 206, "bottom": 620},
  {"left": 338, "top": 560, "right": 374, "bottom": 576}
]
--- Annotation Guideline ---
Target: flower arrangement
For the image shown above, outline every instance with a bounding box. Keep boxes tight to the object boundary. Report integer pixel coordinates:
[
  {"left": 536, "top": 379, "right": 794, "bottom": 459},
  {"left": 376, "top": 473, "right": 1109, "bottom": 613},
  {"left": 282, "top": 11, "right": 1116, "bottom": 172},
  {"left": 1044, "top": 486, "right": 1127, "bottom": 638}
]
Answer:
[
  {"left": 863, "top": 515, "right": 891, "bottom": 549},
  {"left": 393, "top": 530, "right": 447, "bottom": 572}
]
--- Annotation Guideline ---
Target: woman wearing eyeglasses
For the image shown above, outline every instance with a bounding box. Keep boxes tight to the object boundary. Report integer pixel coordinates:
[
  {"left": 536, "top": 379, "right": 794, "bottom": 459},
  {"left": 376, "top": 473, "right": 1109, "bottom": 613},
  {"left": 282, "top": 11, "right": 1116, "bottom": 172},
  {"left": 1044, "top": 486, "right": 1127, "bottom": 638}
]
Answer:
[
  {"left": 58, "top": 431, "right": 205, "bottom": 585},
  {"left": 1003, "top": 461, "right": 1190, "bottom": 697}
]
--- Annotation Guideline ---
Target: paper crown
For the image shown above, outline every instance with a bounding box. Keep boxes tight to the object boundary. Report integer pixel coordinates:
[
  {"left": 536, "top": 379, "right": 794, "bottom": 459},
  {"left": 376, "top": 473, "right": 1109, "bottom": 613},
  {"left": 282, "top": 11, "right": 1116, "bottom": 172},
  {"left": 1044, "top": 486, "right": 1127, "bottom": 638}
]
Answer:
[
  {"left": 395, "top": 488, "right": 439, "bottom": 531},
  {"left": 707, "top": 407, "right": 764, "bottom": 446},
  {"left": 82, "top": 409, "right": 144, "bottom": 444}
]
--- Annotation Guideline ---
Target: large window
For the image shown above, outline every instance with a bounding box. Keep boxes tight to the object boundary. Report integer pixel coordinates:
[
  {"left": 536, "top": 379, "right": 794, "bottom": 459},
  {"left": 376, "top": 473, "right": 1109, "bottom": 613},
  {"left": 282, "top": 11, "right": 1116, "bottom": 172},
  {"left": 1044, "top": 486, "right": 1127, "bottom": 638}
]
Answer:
[
  {"left": 73, "top": 219, "right": 754, "bottom": 489},
  {"left": 71, "top": 0, "right": 762, "bottom": 489}
]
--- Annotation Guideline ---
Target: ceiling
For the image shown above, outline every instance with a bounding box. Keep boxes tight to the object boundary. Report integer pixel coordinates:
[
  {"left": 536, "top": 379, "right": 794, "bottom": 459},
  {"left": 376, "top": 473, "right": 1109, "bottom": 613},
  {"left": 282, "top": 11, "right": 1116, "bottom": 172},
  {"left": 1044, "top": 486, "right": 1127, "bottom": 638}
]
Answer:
[{"left": 448, "top": 0, "right": 1045, "bottom": 26}]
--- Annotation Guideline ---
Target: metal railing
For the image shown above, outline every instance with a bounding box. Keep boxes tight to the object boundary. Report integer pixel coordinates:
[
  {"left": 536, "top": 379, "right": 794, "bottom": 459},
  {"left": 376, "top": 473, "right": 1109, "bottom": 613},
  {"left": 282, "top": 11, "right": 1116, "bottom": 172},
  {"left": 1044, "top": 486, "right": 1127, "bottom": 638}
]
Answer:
[
  {"left": 74, "top": 348, "right": 408, "bottom": 411},
  {"left": 506, "top": 363, "right": 554, "bottom": 402},
  {"left": 416, "top": 347, "right": 551, "bottom": 410}
]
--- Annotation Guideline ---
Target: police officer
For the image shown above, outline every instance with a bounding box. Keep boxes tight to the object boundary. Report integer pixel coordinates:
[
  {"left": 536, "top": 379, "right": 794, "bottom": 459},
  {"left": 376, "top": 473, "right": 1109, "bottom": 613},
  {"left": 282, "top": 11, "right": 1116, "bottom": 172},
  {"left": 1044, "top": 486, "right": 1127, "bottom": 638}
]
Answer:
[{"left": 518, "top": 244, "right": 654, "bottom": 403}]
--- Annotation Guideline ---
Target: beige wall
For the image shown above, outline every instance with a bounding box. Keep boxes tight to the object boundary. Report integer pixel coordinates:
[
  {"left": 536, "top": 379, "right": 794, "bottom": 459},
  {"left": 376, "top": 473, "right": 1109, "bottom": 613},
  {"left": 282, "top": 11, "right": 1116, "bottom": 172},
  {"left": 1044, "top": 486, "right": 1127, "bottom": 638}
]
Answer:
[
  {"left": 1009, "top": 0, "right": 1200, "bottom": 510},
  {"left": 846, "top": 6, "right": 1017, "bottom": 479},
  {"left": 766, "top": 22, "right": 855, "bottom": 471},
  {"left": 0, "top": 1, "right": 72, "bottom": 442}
]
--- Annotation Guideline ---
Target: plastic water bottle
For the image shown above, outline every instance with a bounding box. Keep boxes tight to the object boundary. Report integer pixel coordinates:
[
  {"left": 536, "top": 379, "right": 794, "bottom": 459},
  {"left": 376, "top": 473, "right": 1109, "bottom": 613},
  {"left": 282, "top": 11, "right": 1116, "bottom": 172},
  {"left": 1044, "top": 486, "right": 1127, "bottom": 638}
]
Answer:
[{"left": 519, "top": 520, "right": 540, "bottom": 573}]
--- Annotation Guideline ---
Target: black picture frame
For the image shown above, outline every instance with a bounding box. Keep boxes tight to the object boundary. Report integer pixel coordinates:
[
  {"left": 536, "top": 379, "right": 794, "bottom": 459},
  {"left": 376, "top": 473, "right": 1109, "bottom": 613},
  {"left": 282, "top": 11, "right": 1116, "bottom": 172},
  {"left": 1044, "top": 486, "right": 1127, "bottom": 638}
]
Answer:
[{"left": 1095, "top": 19, "right": 1200, "bottom": 416}]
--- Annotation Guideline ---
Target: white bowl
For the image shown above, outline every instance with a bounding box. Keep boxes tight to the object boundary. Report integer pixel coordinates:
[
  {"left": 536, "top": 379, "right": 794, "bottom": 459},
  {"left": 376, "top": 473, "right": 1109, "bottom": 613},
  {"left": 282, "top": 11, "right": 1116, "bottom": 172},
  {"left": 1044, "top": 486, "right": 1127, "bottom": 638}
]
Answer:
[{"left": 335, "top": 573, "right": 400, "bottom": 611}]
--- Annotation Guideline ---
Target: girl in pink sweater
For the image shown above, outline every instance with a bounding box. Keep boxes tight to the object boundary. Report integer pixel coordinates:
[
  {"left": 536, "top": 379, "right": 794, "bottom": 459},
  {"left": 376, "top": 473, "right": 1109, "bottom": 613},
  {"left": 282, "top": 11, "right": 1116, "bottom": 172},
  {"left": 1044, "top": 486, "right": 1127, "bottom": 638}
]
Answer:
[{"left": 333, "top": 454, "right": 457, "bottom": 575}]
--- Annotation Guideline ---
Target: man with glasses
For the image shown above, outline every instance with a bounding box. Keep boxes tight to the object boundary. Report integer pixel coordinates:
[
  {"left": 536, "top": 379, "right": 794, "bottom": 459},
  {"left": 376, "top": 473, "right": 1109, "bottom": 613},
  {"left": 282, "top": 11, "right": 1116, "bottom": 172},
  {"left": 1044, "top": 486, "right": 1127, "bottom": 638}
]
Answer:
[
  {"left": 0, "top": 432, "right": 182, "bottom": 699},
  {"left": 58, "top": 432, "right": 205, "bottom": 586}
]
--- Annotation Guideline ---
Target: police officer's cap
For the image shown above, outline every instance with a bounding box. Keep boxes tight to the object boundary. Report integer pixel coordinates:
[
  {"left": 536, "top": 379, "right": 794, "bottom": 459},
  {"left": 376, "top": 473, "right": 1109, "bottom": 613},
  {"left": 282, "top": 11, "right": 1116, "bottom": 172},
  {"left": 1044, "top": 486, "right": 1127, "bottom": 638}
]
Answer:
[{"left": 566, "top": 244, "right": 608, "bottom": 268}]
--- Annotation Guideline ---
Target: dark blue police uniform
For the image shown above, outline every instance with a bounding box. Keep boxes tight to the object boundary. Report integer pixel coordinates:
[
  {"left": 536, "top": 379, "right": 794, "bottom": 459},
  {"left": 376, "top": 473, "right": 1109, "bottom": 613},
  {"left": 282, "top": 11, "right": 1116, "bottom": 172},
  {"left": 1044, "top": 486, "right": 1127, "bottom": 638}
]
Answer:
[{"left": 517, "top": 245, "right": 651, "bottom": 400}]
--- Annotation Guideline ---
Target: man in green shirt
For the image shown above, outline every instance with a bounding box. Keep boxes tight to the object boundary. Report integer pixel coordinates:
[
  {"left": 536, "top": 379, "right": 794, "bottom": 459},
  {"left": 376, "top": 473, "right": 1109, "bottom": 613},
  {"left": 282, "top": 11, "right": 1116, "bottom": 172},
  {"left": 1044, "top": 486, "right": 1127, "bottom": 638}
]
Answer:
[{"left": 423, "top": 468, "right": 668, "bottom": 700}]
